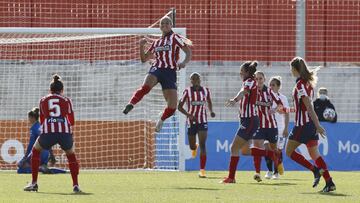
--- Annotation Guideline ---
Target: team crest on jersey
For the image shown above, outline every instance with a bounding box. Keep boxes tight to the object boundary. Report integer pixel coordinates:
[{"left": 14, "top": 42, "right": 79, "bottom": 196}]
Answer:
[{"left": 155, "top": 44, "right": 171, "bottom": 52}]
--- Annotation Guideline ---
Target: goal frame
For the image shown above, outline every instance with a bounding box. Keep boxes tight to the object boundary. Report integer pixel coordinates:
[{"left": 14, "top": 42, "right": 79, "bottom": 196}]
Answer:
[{"left": 0, "top": 27, "right": 187, "bottom": 171}]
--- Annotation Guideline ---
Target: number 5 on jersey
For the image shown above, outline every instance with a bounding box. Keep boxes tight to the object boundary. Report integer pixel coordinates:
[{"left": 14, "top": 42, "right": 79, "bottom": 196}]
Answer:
[{"left": 49, "top": 99, "right": 61, "bottom": 117}]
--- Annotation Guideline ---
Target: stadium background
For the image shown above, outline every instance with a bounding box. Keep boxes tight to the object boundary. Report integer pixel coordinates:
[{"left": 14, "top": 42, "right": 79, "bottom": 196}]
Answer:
[{"left": 0, "top": 0, "right": 359, "bottom": 171}]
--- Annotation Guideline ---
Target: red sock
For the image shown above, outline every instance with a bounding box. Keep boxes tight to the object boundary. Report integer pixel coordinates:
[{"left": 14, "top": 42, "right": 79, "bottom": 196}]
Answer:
[
  {"left": 253, "top": 155, "right": 261, "bottom": 174},
  {"left": 130, "top": 85, "right": 151, "bottom": 105},
  {"left": 228, "top": 156, "right": 240, "bottom": 179},
  {"left": 290, "top": 151, "right": 314, "bottom": 171},
  {"left": 31, "top": 148, "right": 41, "bottom": 184},
  {"left": 251, "top": 148, "right": 275, "bottom": 158},
  {"left": 251, "top": 148, "right": 279, "bottom": 168},
  {"left": 66, "top": 153, "right": 79, "bottom": 186},
  {"left": 315, "top": 156, "right": 331, "bottom": 182},
  {"left": 161, "top": 107, "right": 176, "bottom": 121},
  {"left": 200, "top": 155, "right": 207, "bottom": 170}
]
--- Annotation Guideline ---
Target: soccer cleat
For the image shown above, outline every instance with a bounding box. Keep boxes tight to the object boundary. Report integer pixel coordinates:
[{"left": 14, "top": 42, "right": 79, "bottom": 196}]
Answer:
[
  {"left": 155, "top": 119, "right": 164, "bottom": 132},
  {"left": 271, "top": 173, "right": 280, "bottom": 180},
  {"left": 312, "top": 167, "right": 323, "bottom": 188},
  {"left": 277, "top": 162, "right": 284, "bottom": 175},
  {"left": 198, "top": 169, "right": 206, "bottom": 178},
  {"left": 23, "top": 183, "right": 38, "bottom": 192},
  {"left": 73, "top": 185, "right": 82, "bottom": 193},
  {"left": 122, "top": 104, "right": 134, "bottom": 115},
  {"left": 220, "top": 177, "right": 236, "bottom": 184},
  {"left": 264, "top": 171, "right": 272, "bottom": 179},
  {"left": 322, "top": 178, "right": 336, "bottom": 192},
  {"left": 191, "top": 144, "right": 199, "bottom": 158},
  {"left": 253, "top": 173, "right": 262, "bottom": 182}
]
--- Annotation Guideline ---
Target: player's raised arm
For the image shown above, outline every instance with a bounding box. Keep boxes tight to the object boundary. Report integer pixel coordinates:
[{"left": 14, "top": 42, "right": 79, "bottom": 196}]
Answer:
[
  {"left": 178, "top": 44, "right": 192, "bottom": 69},
  {"left": 226, "top": 88, "right": 246, "bottom": 107},
  {"left": 123, "top": 16, "right": 193, "bottom": 133},
  {"left": 139, "top": 38, "right": 154, "bottom": 63},
  {"left": 172, "top": 33, "right": 192, "bottom": 70}
]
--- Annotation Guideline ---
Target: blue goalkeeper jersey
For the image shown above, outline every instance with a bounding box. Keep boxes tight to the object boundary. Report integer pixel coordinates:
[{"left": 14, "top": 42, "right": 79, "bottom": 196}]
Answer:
[{"left": 24, "top": 122, "right": 49, "bottom": 165}]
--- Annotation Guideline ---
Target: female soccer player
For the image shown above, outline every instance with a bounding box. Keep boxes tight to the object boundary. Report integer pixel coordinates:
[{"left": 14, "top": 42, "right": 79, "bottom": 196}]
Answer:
[
  {"left": 122, "top": 16, "right": 192, "bottom": 132},
  {"left": 252, "top": 71, "right": 283, "bottom": 182},
  {"left": 266, "top": 76, "right": 290, "bottom": 179},
  {"left": 220, "top": 61, "right": 278, "bottom": 184},
  {"left": 17, "top": 107, "right": 52, "bottom": 174},
  {"left": 178, "top": 72, "right": 215, "bottom": 178},
  {"left": 286, "top": 57, "right": 335, "bottom": 192},
  {"left": 24, "top": 74, "right": 81, "bottom": 193}
]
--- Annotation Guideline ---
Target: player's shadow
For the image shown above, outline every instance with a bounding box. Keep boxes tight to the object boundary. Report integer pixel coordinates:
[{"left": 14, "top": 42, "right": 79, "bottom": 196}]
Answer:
[
  {"left": 206, "top": 176, "right": 226, "bottom": 180},
  {"left": 280, "top": 178, "right": 307, "bottom": 181},
  {"left": 172, "top": 186, "right": 221, "bottom": 191},
  {"left": 37, "top": 191, "right": 93, "bottom": 196},
  {"left": 301, "top": 192, "right": 349, "bottom": 197},
  {"left": 248, "top": 182, "right": 297, "bottom": 186}
]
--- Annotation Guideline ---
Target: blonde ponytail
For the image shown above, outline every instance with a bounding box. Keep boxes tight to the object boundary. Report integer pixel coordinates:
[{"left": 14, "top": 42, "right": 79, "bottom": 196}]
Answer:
[{"left": 291, "top": 57, "right": 319, "bottom": 87}]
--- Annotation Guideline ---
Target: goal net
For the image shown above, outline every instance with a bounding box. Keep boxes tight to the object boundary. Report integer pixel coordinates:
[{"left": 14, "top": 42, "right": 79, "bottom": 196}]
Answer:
[{"left": 0, "top": 27, "right": 186, "bottom": 171}]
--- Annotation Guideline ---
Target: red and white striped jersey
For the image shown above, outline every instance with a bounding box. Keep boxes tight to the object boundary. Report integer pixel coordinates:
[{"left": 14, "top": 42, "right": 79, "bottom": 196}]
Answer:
[
  {"left": 293, "top": 78, "right": 314, "bottom": 126},
  {"left": 39, "top": 94, "right": 75, "bottom": 134},
  {"left": 180, "top": 86, "right": 211, "bottom": 124},
  {"left": 256, "top": 86, "right": 283, "bottom": 128},
  {"left": 239, "top": 77, "right": 258, "bottom": 118},
  {"left": 147, "top": 31, "right": 185, "bottom": 70}
]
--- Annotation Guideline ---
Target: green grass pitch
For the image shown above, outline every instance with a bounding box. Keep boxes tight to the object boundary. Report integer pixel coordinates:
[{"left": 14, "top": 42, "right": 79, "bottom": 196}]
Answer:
[{"left": 0, "top": 171, "right": 358, "bottom": 203}]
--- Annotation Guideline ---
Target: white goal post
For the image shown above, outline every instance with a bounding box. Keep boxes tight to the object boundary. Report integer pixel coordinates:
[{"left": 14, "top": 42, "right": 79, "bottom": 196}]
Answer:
[{"left": 0, "top": 27, "right": 187, "bottom": 171}]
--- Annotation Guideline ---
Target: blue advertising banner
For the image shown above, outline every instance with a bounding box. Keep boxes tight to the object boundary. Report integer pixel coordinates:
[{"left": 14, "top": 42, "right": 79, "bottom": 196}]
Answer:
[{"left": 185, "top": 122, "right": 360, "bottom": 171}]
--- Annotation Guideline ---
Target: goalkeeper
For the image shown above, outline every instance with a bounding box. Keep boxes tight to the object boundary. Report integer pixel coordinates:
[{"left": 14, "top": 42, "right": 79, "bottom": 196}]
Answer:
[{"left": 17, "top": 107, "right": 56, "bottom": 174}]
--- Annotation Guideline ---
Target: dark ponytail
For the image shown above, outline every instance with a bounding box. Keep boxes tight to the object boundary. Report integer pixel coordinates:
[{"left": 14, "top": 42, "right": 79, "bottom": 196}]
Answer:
[
  {"left": 241, "top": 60, "right": 258, "bottom": 78},
  {"left": 50, "top": 74, "right": 64, "bottom": 93},
  {"left": 28, "top": 107, "right": 40, "bottom": 121}
]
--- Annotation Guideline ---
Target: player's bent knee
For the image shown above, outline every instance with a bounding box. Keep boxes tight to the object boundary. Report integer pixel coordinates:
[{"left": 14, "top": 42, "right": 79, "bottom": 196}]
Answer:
[
  {"left": 34, "top": 142, "right": 43, "bottom": 151},
  {"left": 65, "top": 148, "right": 75, "bottom": 155},
  {"left": 167, "top": 101, "right": 177, "bottom": 109},
  {"left": 189, "top": 145, "right": 197, "bottom": 150},
  {"left": 230, "top": 144, "right": 240, "bottom": 155},
  {"left": 241, "top": 148, "right": 249, "bottom": 155}
]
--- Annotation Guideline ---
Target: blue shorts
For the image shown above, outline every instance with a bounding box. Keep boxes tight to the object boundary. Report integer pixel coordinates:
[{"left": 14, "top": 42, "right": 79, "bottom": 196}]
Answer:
[
  {"left": 253, "top": 128, "right": 278, "bottom": 143},
  {"left": 289, "top": 121, "right": 319, "bottom": 144},
  {"left": 38, "top": 132, "right": 74, "bottom": 151},
  {"left": 148, "top": 66, "right": 177, "bottom": 90},
  {"left": 236, "top": 116, "right": 259, "bottom": 141},
  {"left": 188, "top": 123, "right": 208, "bottom": 136}
]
